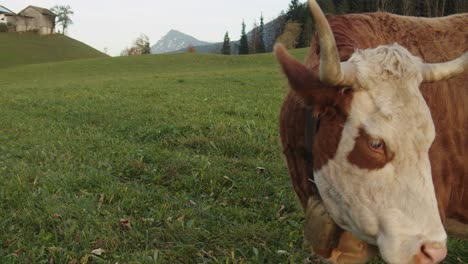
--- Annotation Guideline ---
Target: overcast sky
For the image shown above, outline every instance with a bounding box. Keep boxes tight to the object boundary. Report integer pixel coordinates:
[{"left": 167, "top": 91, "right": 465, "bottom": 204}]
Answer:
[{"left": 3, "top": 0, "right": 293, "bottom": 56}]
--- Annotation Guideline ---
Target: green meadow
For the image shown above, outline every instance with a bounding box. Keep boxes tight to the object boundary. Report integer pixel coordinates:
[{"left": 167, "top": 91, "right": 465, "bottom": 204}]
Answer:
[
  {"left": 0, "top": 41, "right": 466, "bottom": 263},
  {"left": 0, "top": 33, "right": 107, "bottom": 68}
]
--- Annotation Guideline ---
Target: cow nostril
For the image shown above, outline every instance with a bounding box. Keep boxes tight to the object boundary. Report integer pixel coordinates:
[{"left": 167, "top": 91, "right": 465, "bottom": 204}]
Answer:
[
  {"left": 421, "top": 245, "right": 430, "bottom": 259},
  {"left": 416, "top": 242, "right": 447, "bottom": 264}
]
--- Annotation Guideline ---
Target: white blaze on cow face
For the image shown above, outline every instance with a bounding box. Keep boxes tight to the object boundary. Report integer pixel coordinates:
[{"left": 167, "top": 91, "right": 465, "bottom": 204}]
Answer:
[{"left": 314, "top": 44, "right": 447, "bottom": 263}]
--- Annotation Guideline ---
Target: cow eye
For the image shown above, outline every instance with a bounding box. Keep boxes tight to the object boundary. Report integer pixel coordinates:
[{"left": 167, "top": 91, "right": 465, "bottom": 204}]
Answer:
[
  {"left": 340, "top": 87, "right": 352, "bottom": 95},
  {"left": 368, "top": 139, "right": 384, "bottom": 153}
]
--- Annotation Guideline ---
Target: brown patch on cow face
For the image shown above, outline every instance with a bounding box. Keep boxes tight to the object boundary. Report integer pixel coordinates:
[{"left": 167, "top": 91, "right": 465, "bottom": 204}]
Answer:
[
  {"left": 276, "top": 42, "right": 356, "bottom": 175},
  {"left": 312, "top": 89, "right": 353, "bottom": 172},
  {"left": 276, "top": 42, "right": 358, "bottom": 207},
  {"left": 347, "top": 128, "right": 395, "bottom": 170}
]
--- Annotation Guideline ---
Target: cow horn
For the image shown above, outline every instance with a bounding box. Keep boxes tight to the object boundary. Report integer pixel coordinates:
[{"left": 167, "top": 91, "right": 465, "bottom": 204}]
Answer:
[
  {"left": 422, "top": 52, "right": 468, "bottom": 82},
  {"left": 309, "top": 0, "right": 354, "bottom": 86}
]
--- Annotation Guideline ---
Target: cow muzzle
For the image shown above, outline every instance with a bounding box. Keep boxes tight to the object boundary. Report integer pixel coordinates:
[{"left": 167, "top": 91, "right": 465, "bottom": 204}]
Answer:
[{"left": 414, "top": 241, "right": 447, "bottom": 264}]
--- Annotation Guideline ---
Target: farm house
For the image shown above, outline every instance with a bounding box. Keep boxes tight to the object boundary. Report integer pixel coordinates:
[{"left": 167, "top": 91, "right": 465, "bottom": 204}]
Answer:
[{"left": 0, "top": 5, "right": 56, "bottom": 35}]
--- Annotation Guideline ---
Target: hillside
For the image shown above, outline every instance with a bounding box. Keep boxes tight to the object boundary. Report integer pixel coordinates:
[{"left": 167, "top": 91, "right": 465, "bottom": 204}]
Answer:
[
  {"left": 0, "top": 32, "right": 107, "bottom": 68},
  {"left": 0, "top": 50, "right": 465, "bottom": 263}
]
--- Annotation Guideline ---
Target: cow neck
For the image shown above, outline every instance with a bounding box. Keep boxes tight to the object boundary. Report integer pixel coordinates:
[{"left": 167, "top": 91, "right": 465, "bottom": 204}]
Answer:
[{"left": 304, "top": 106, "right": 322, "bottom": 200}]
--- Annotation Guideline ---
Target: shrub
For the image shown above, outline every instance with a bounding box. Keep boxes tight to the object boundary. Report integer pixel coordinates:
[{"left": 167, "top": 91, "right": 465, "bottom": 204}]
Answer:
[
  {"left": 187, "top": 46, "right": 196, "bottom": 53},
  {"left": 27, "top": 28, "right": 40, "bottom": 34}
]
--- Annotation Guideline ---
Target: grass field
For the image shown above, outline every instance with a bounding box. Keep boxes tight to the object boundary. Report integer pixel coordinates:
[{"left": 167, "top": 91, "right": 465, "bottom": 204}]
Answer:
[
  {"left": 0, "top": 50, "right": 466, "bottom": 263},
  {"left": 0, "top": 33, "right": 107, "bottom": 69}
]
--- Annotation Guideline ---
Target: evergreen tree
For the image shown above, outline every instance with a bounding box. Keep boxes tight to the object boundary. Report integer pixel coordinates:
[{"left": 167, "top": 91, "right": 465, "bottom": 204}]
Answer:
[
  {"left": 285, "top": 0, "right": 305, "bottom": 48},
  {"left": 238, "top": 21, "right": 249, "bottom": 55},
  {"left": 301, "top": 15, "right": 314, "bottom": 47},
  {"left": 317, "top": 0, "right": 336, "bottom": 14},
  {"left": 286, "top": 0, "right": 308, "bottom": 23},
  {"left": 362, "top": 0, "right": 377, "bottom": 12},
  {"left": 286, "top": 0, "right": 299, "bottom": 20},
  {"left": 221, "top": 31, "right": 231, "bottom": 55},
  {"left": 335, "top": 0, "right": 350, "bottom": 14},
  {"left": 258, "top": 14, "right": 266, "bottom": 53},
  {"left": 347, "top": 0, "right": 361, "bottom": 13},
  {"left": 299, "top": 2, "right": 314, "bottom": 48}
]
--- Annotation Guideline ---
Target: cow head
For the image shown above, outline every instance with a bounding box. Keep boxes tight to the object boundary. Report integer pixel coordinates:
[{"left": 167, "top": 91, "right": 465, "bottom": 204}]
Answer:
[{"left": 276, "top": 1, "right": 468, "bottom": 263}]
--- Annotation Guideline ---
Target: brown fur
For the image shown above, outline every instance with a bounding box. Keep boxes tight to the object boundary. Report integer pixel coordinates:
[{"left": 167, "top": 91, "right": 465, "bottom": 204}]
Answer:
[
  {"left": 279, "top": 12, "right": 468, "bottom": 229},
  {"left": 347, "top": 128, "right": 395, "bottom": 170},
  {"left": 312, "top": 104, "right": 349, "bottom": 171}
]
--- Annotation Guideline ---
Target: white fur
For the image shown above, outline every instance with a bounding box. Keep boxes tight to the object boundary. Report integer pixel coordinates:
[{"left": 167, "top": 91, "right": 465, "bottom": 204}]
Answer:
[{"left": 314, "top": 44, "right": 446, "bottom": 263}]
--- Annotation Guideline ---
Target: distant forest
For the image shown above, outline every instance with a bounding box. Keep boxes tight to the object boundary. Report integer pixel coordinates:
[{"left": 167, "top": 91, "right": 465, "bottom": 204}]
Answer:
[{"left": 240, "top": 0, "right": 468, "bottom": 53}]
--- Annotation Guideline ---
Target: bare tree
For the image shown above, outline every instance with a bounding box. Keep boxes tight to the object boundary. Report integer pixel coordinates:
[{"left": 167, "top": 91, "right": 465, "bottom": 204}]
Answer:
[
  {"left": 424, "top": 0, "right": 449, "bottom": 17},
  {"left": 51, "top": 5, "right": 73, "bottom": 34},
  {"left": 380, "top": 0, "right": 386, "bottom": 12},
  {"left": 248, "top": 21, "right": 261, "bottom": 54},
  {"left": 401, "top": 0, "right": 413, "bottom": 15},
  {"left": 377, "top": 0, "right": 394, "bottom": 12},
  {"left": 439, "top": 0, "right": 446, "bottom": 16},
  {"left": 276, "top": 21, "right": 302, "bottom": 49},
  {"left": 434, "top": 0, "right": 439, "bottom": 16},
  {"left": 423, "top": 0, "right": 431, "bottom": 16},
  {"left": 120, "top": 34, "right": 151, "bottom": 56},
  {"left": 133, "top": 34, "right": 151, "bottom": 54},
  {"left": 301, "top": 16, "right": 314, "bottom": 47},
  {"left": 454, "top": 0, "right": 468, "bottom": 13}
]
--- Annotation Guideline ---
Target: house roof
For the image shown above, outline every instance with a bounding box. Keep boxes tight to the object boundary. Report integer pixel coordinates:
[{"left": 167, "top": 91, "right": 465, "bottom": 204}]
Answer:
[
  {"left": 0, "top": 5, "right": 16, "bottom": 15},
  {"left": 19, "top": 5, "right": 56, "bottom": 17}
]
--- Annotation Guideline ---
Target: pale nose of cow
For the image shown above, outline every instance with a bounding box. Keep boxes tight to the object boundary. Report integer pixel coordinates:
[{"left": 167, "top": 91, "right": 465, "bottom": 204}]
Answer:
[{"left": 415, "top": 241, "right": 447, "bottom": 264}]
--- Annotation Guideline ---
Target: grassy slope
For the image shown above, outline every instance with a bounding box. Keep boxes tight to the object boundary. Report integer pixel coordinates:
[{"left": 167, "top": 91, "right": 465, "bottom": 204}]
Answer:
[
  {"left": 0, "top": 50, "right": 466, "bottom": 263},
  {"left": 0, "top": 33, "right": 107, "bottom": 68}
]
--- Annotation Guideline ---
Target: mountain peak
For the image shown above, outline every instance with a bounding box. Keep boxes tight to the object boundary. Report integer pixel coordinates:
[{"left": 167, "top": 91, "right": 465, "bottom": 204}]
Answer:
[
  {"left": 151, "top": 30, "right": 212, "bottom": 54},
  {"left": 167, "top": 29, "right": 184, "bottom": 35}
]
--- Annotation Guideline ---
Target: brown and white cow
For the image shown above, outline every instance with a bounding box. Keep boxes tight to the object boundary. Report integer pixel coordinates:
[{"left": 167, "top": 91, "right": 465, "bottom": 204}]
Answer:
[{"left": 276, "top": 1, "right": 467, "bottom": 263}]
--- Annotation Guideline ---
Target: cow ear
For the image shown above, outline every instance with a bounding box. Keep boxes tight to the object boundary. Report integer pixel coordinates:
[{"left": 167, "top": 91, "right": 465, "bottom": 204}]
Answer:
[{"left": 275, "top": 44, "right": 335, "bottom": 105}]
